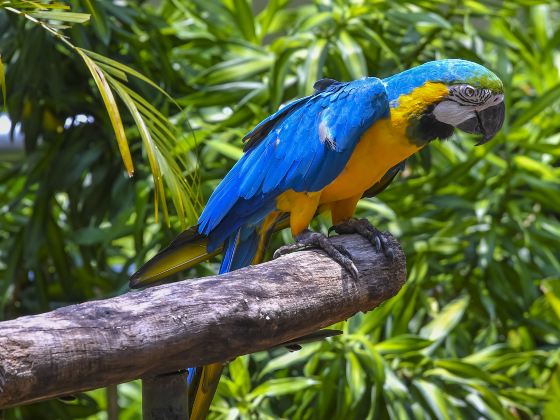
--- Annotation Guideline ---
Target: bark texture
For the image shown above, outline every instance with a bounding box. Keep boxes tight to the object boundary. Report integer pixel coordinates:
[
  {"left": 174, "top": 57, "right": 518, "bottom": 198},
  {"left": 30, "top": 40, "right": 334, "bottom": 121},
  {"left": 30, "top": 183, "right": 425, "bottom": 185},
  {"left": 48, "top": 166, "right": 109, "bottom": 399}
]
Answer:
[
  {"left": 0, "top": 233, "right": 406, "bottom": 409},
  {"left": 142, "top": 372, "right": 190, "bottom": 419}
]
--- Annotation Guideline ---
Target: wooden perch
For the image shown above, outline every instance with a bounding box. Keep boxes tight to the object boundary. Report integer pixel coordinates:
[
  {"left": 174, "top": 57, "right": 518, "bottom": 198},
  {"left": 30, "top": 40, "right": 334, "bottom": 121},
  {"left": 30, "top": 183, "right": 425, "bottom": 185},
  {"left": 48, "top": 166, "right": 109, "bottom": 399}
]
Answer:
[{"left": 0, "top": 233, "right": 406, "bottom": 409}]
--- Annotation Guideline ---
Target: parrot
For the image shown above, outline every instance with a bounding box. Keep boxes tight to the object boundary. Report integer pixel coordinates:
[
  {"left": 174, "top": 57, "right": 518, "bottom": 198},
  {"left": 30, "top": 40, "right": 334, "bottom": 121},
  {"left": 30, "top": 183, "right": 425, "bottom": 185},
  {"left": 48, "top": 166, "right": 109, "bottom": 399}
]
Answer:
[{"left": 130, "top": 59, "right": 505, "bottom": 419}]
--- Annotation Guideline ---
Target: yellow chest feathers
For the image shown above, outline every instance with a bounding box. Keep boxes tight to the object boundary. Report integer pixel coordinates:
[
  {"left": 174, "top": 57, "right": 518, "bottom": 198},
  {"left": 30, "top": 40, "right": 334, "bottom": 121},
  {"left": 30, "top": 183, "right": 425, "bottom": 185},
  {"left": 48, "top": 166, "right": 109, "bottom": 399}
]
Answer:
[{"left": 320, "top": 82, "right": 448, "bottom": 203}]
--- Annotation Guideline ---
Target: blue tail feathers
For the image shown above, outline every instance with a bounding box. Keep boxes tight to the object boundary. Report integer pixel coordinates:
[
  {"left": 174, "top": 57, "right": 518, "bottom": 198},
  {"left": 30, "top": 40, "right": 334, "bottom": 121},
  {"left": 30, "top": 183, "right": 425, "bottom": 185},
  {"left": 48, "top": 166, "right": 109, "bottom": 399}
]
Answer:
[{"left": 219, "top": 227, "right": 260, "bottom": 274}]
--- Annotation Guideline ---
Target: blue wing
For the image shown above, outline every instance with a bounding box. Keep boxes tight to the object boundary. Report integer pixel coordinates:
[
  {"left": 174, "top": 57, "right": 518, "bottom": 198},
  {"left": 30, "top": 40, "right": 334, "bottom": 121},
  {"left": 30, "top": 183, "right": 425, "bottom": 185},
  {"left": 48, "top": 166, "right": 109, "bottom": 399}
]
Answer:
[{"left": 199, "top": 77, "right": 390, "bottom": 249}]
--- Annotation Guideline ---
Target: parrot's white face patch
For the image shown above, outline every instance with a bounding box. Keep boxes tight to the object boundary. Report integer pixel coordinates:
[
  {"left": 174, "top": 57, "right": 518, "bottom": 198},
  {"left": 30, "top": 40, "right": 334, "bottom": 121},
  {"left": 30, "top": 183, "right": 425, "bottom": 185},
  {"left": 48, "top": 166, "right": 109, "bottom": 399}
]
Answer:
[{"left": 433, "top": 84, "right": 504, "bottom": 127}]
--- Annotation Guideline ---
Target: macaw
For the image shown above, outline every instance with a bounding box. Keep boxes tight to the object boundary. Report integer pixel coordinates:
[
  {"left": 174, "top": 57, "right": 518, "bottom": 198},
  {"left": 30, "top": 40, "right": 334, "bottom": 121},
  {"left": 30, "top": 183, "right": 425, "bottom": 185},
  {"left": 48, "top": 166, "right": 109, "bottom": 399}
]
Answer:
[{"left": 130, "top": 59, "right": 505, "bottom": 419}]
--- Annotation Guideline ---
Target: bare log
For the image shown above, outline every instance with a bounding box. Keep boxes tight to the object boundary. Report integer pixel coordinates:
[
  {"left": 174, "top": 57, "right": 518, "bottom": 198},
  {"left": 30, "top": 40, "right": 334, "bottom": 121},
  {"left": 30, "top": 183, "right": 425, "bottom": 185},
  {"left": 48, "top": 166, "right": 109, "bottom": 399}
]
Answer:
[{"left": 0, "top": 233, "right": 406, "bottom": 409}]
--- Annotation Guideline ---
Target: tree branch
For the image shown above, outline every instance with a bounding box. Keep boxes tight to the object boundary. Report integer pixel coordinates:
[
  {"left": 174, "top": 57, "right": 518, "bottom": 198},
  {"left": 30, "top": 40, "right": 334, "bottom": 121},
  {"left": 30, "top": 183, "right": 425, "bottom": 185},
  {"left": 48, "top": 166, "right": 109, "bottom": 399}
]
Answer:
[{"left": 0, "top": 233, "right": 406, "bottom": 409}]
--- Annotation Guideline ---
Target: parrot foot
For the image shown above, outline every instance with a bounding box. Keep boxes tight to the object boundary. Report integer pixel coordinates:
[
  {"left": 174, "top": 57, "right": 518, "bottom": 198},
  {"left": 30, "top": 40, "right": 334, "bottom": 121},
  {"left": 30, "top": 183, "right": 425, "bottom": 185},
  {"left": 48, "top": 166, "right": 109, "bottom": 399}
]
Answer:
[
  {"left": 329, "top": 218, "right": 394, "bottom": 261},
  {"left": 273, "top": 229, "right": 359, "bottom": 280}
]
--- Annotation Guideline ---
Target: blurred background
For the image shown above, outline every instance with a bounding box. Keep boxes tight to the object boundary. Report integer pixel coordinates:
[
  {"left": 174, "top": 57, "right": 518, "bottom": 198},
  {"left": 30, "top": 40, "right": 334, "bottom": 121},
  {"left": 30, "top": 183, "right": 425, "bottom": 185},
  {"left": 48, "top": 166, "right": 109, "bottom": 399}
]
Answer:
[{"left": 1, "top": 0, "right": 559, "bottom": 419}]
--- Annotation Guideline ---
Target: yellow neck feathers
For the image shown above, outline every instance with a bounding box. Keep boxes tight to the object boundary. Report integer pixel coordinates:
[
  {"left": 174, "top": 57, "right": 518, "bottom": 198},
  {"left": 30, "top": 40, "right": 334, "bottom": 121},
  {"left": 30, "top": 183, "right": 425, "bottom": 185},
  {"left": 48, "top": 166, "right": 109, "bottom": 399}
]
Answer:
[{"left": 390, "top": 82, "right": 449, "bottom": 129}]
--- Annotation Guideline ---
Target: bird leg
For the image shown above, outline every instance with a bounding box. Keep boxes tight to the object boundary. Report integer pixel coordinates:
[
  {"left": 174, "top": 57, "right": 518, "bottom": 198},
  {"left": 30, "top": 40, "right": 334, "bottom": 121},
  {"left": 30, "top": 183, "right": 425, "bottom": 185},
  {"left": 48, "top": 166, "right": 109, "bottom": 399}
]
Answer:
[
  {"left": 273, "top": 229, "right": 359, "bottom": 279},
  {"left": 329, "top": 218, "right": 394, "bottom": 261}
]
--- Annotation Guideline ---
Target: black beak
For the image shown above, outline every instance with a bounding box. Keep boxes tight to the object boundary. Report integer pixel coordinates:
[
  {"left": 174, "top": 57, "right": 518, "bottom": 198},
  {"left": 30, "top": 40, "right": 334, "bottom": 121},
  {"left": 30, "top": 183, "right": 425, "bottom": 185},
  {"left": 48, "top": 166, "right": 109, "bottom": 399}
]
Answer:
[{"left": 457, "top": 101, "right": 505, "bottom": 145}]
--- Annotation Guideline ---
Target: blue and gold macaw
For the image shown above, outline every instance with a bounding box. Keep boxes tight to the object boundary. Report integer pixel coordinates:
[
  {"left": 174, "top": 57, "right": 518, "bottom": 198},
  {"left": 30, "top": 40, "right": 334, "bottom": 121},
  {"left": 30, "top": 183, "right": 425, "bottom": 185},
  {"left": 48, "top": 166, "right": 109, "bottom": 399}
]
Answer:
[{"left": 130, "top": 59, "right": 505, "bottom": 419}]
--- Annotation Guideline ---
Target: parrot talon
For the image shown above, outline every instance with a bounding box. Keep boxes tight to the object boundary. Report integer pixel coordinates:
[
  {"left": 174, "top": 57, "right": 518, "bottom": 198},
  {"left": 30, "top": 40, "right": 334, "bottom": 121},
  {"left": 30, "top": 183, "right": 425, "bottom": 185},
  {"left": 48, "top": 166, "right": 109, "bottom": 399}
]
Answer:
[
  {"left": 333, "top": 243, "right": 352, "bottom": 260},
  {"left": 374, "top": 235, "right": 382, "bottom": 252},
  {"left": 273, "top": 229, "right": 359, "bottom": 280},
  {"left": 273, "top": 242, "right": 307, "bottom": 259},
  {"left": 331, "top": 218, "right": 393, "bottom": 261}
]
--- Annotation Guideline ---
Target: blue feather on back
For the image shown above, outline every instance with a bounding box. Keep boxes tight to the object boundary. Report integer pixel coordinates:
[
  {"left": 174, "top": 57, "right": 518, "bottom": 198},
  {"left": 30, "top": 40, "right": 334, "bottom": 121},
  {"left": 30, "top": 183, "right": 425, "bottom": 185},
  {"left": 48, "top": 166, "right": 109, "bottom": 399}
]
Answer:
[{"left": 199, "top": 77, "right": 390, "bottom": 252}]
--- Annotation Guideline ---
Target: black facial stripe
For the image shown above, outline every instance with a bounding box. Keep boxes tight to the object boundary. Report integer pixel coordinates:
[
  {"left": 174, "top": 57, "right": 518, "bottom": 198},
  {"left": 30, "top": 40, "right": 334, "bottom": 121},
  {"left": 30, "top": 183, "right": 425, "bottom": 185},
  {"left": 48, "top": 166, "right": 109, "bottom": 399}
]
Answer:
[
  {"left": 407, "top": 104, "right": 454, "bottom": 145},
  {"left": 475, "top": 89, "right": 492, "bottom": 102}
]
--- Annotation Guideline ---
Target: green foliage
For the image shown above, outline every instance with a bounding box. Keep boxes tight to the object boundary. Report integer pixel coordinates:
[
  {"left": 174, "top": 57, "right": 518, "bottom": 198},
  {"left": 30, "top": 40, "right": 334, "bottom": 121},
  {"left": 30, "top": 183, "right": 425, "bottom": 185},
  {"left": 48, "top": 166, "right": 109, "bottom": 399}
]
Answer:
[
  {"left": 1, "top": 0, "right": 559, "bottom": 419},
  {"left": 0, "top": 0, "right": 201, "bottom": 224},
  {"left": 0, "top": 53, "right": 6, "bottom": 110}
]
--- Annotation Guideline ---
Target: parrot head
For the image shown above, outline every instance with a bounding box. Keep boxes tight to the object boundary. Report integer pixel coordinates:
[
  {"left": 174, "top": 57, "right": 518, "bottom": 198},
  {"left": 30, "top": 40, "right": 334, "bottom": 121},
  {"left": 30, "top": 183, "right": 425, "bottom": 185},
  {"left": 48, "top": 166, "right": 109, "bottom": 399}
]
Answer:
[{"left": 384, "top": 59, "right": 505, "bottom": 145}]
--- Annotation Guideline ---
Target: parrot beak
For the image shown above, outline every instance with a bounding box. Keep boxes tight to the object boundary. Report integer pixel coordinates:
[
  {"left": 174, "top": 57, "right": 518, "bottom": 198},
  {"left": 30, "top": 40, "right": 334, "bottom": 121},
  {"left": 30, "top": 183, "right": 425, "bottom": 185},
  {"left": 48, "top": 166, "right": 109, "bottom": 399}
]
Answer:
[{"left": 457, "top": 101, "right": 505, "bottom": 145}]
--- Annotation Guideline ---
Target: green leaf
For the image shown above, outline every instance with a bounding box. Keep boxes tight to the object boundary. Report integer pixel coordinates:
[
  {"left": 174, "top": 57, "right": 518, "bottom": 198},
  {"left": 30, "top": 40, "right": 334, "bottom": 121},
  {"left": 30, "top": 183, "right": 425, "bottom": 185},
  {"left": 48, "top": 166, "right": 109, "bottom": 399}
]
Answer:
[
  {"left": 434, "top": 360, "right": 496, "bottom": 384},
  {"left": 514, "top": 156, "right": 558, "bottom": 181},
  {"left": 259, "top": 343, "right": 321, "bottom": 378},
  {"left": 336, "top": 31, "right": 367, "bottom": 79},
  {"left": 388, "top": 11, "right": 452, "bottom": 29},
  {"left": 383, "top": 366, "right": 408, "bottom": 399},
  {"left": 301, "top": 38, "right": 328, "bottom": 95},
  {"left": 269, "top": 49, "right": 297, "bottom": 109},
  {"left": 77, "top": 50, "right": 134, "bottom": 177},
  {"left": 227, "top": 356, "right": 251, "bottom": 395},
  {"left": 80, "top": 49, "right": 177, "bottom": 105},
  {"left": 346, "top": 352, "right": 366, "bottom": 403},
  {"left": 247, "top": 378, "right": 320, "bottom": 400},
  {"left": 207, "top": 140, "right": 243, "bottom": 160},
  {"left": 420, "top": 295, "right": 470, "bottom": 353},
  {"left": 359, "top": 26, "right": 402, "bottom": 67},
  {"left": 228, "top": 0, "right": 256, "bottom": 42},
  {"left": 81, "top": 0, "right": 111, "bottom": 44},
  {"left": 542, "top": 281, "right": 560, "bottom": 321},
  {"left": 414, "top": 379, "right": 451, "bottom": 420},
  {"left": 108, "top": 77, "right": 169, "bottom": 222},
  {"left": 374, "top": 334, "right": 433, "bottom": 355},
  {"left": 297, "top": 12, "right": 333, "bottom": 32},
  {"left": 71, "top": 225, "right": 132, "bottom": 245},
  {"left": 511, "top": 83, "right": 560, "bottom": 128},
  {"left": 544, "top": 367, "right": 560, "bottom": 419},
  {"left": 356, "top": 199, "right": 397, "bottom": 220},
  {"left": 462, "top": 344, "right": 512, "bottom": 365},
  {"left": 29, "top": 11, "right": 90, "bottom": 23},
  {"left": 199, "top": 56, "right": 273, "bottom": 85}
]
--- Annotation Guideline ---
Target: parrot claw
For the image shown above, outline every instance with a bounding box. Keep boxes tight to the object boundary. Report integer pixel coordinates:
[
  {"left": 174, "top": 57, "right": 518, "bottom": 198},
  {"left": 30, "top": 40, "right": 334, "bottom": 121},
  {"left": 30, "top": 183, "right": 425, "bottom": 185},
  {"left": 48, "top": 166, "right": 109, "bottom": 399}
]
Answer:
[
  {"left": 273, "top": 229, "right": 359, "bottom": 280},
  {"left": 331, "top": 218, "right": 394, "bottom": 262}
]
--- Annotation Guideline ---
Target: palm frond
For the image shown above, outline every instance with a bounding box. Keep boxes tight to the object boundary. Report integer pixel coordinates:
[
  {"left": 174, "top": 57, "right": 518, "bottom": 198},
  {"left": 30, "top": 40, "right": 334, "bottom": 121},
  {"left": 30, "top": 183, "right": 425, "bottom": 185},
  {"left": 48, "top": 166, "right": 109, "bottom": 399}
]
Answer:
[{"left": 0, "top": 1, "right": 200, "bottom": 225}]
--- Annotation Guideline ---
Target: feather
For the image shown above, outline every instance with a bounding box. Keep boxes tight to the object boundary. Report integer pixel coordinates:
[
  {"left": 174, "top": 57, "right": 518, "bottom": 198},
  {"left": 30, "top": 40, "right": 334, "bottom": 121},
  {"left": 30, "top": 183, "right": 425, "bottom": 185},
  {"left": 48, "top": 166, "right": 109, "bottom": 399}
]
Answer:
[{"left": 199, "top": 77, "right": 389, "bottom": 248}]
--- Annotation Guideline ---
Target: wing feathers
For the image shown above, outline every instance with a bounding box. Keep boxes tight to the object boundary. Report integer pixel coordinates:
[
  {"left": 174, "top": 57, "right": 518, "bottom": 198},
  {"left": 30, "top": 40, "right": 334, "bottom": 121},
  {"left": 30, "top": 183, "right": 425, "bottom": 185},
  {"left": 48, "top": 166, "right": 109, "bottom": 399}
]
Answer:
[{"left": 199, "top": 77, "right": 390, "bottom": 244}]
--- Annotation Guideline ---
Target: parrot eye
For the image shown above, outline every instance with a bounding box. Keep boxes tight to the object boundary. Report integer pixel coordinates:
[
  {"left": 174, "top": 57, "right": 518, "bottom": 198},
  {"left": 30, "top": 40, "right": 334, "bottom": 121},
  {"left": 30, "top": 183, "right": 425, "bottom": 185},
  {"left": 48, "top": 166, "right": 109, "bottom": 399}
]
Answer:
[{"left": 463, "top": 86, "right": 476, "bottom": 97}]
